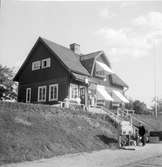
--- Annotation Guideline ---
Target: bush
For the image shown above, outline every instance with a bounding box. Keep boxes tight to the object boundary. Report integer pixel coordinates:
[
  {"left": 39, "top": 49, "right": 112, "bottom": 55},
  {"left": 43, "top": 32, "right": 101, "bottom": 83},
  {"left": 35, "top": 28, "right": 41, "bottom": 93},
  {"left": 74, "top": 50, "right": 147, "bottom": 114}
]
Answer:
[{"left": 133, "top": 100, "right": 149, "bottom": 114}]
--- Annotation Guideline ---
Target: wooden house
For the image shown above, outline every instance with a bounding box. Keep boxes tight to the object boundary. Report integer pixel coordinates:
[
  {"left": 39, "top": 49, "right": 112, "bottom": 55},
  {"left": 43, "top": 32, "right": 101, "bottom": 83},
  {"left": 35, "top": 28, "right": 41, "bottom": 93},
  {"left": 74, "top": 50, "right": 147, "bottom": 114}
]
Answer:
[{"left": 14, "top": 37, "right": 129, "bottom": 109}]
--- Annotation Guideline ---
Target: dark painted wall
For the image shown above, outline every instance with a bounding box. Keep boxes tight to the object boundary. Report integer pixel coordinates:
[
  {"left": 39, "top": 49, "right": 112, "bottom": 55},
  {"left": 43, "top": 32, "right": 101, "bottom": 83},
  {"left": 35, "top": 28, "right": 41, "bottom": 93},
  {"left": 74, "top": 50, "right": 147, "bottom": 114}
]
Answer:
[
  {"left": 18, "top": 41, "right": 69, "bottom": 84},
  {"left": 18, "top": 78, "right": 69, "bottom": 104},
  {"left": 17, "top": 41, "right": 70, "bottom": 104}
]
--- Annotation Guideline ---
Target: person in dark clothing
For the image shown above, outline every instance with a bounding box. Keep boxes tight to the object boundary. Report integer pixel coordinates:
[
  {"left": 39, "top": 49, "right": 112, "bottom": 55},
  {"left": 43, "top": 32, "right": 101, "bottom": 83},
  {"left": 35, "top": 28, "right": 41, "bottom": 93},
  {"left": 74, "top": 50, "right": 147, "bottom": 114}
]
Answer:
[{"left": 138, "top": 123, "right": 146, "bottom": 146}]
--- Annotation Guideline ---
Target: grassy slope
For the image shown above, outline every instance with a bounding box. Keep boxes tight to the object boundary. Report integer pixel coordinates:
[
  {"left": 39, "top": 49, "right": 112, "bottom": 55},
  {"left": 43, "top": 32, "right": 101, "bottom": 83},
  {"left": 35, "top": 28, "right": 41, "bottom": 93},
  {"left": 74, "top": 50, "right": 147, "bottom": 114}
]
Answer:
[
  {"left": 0, "top": 103, "right": 118, "bottom": 165},
  {"left": 133, "top": 114, "right": 162, "bottom": 130}
]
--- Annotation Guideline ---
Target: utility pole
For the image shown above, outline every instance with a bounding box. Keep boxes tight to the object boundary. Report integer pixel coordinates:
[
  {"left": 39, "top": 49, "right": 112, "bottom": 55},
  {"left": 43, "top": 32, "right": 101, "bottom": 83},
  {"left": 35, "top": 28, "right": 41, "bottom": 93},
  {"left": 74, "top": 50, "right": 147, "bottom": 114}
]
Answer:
[{"left": 154, "top": 39, "right": 158, "bottom": 119}]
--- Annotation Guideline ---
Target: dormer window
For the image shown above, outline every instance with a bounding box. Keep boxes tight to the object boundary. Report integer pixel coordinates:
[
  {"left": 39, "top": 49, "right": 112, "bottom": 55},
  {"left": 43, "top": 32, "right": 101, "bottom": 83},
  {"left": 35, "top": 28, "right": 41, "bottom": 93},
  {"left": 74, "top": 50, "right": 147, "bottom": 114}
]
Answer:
[
  {"left": 32, "top": 61, "right": 41, "bottom": 71},
  {"left": 42, "top": 58, "right": 51, "bottom": 69},
  {"left": 32, "top": 58, "right": 51, "bottom": 71}
]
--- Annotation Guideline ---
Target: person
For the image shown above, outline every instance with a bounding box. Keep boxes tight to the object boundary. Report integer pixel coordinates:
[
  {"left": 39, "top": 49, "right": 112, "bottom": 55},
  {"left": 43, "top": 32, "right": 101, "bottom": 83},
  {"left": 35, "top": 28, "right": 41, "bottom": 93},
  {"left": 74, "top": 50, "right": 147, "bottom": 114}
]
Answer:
[{"left": 138, "top": 123, "right": 146, "bottom": 146}]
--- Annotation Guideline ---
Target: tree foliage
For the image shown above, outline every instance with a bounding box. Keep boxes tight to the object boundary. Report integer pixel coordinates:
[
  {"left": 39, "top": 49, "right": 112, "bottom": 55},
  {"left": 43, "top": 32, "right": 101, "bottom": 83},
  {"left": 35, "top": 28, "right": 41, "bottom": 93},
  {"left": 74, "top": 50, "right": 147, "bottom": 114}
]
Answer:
[
  {"left": 125, "top": 98, "right": 134, "bottom": 110},
  {"left": 152, "top": 97, "right": 162, "bottom": 113},
  {"left": 125, "top": 98, "right": 149, "bottom": 114},
  {"left": 132, "top": 100, "right": 148, "bottom": 114},
  {"left": 0, "top": 64, "right": 17, "bottom": 101}
]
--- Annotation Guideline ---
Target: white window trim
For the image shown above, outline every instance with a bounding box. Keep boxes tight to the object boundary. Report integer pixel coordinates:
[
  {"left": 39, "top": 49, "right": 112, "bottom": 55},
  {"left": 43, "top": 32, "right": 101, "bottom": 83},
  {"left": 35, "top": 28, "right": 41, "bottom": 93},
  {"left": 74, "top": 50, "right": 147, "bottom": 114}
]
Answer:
[
  {"left": 49, "top": 84, "right": 58, "bottom": 101},
  {"left": 26, "top": 88, "right": 31, "bottom": 103},
  {"left": 32, "top": 60, "right": 41, "bottom": 71},
  {"left": 38, "top": 86, "right": 47, "bottom": 102},
  {"left": 42, "top": 58, "right": 51, "bottom": 69},
  {"left": 70, "top": 83, "right": 79, "bottom": 99}
]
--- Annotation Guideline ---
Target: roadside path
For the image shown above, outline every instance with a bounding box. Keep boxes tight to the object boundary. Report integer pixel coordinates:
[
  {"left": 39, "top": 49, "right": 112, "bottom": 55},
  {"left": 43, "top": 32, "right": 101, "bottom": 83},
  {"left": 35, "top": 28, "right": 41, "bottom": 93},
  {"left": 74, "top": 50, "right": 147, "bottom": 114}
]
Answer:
[
  {"left": 2, "top": 144, "right": 162, "bottom": 167},
  {"left": 123, "top": 154, "right": 162, "bottom": 167}
]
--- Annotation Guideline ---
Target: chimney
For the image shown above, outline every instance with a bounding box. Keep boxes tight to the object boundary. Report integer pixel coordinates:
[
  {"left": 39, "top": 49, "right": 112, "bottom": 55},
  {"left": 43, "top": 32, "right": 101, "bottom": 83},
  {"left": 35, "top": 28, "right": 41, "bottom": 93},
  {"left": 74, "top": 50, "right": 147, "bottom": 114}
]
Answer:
[{"left": 70, "top": 43, "right": 80, "bottom": 54}]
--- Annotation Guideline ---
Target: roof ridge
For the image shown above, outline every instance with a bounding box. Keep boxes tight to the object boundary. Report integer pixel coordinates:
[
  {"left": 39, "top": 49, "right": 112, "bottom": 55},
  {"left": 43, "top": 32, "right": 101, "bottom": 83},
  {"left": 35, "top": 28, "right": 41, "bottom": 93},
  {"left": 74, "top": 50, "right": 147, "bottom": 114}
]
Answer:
[
  {"left": 81, "top": 50, "right": 103, "bottom": 56},
  {"left": 39, "top": 37, "right": 90, "bottom": 76},
  {"left": 40, "top": 37, "right": 80, "bottom": 57}
]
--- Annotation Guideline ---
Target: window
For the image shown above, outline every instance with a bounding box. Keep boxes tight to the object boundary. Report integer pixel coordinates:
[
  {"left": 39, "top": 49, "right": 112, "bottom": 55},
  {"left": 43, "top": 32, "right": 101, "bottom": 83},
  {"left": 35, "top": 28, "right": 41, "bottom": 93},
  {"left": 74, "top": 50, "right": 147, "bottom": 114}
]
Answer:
[
  {"left": 70, "top": 84, "right": 79, "bottom": 99},
  {"left": 32, "top": 61, "right": 41, "bottom": 71},
  {"left": 42, "top": 58, "right": 51, "bottom": 69},
  {"left": 49, "top": 84, "right": 58, "bottom": 101},
  {"left": 32, "top": 58, "right": 51, "bottom": 71},
  {"left": 26, "top": 88, "right": 31, "bottom": 103},
  {"left": 38, "top": 86, "right": 47, "bottom": 102}
]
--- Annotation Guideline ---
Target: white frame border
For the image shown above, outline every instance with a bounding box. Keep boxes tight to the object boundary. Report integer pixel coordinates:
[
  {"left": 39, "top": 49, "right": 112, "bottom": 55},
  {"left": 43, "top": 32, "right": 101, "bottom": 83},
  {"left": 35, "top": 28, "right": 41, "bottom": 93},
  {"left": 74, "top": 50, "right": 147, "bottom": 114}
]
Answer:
[
  {"left": 42, "top": 58, "right": 51, "bottom": 69},
  {"left": 26, "top": 88, "right": 31, "bottom": 103},
  {"left": 38, "top": 86, "right": 47, "bottom": 102},
  {"left": 49, "top": 84, "right": 58, "bottom": 101}
]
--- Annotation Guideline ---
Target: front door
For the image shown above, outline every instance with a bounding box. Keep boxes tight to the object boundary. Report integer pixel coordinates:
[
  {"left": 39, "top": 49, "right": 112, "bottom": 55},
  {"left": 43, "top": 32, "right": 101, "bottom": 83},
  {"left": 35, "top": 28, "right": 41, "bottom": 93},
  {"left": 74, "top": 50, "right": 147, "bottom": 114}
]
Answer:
[{"left": 80, "top": 86, "right": 85, "bottom": 104}]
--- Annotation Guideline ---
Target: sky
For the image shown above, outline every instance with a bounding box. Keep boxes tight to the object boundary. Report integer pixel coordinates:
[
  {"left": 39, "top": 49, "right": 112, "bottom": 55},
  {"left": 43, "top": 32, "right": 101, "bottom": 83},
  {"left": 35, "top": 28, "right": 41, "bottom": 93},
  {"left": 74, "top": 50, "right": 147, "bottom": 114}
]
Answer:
[{"left": 0, "top": 0, "right": 162, "bottom": 106}]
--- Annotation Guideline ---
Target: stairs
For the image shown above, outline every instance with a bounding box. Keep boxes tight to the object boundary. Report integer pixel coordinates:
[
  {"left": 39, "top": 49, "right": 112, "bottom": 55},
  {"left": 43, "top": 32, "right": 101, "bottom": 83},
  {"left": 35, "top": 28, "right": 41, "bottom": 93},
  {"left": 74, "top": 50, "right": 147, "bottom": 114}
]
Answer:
[
  {"left": 88, "top": 106, "right": 157, "bottom": 133},
  {"left": 88, "top": 106, "right": 122, "bottom": 124},
  {"left": 88, "top": 106, "right": 131, "bottom": 127}
]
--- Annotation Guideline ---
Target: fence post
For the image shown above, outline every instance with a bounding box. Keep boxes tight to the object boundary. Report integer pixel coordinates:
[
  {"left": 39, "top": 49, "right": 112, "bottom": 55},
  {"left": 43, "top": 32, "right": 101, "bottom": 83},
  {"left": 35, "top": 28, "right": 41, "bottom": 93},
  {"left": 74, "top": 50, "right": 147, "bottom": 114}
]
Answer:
[{"left": 118, "top": 123, "right": 122, "bottom": 148}]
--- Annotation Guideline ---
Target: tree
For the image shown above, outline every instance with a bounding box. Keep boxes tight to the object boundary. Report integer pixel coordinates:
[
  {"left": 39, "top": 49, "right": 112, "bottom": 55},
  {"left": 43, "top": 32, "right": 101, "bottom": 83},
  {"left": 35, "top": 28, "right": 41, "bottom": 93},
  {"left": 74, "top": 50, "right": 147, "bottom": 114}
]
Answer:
[
  {"left": 0, "top": 64, "right": 17, "bottom": 101},
  {"left": 125, "top": 98, "right": 134, "bottom": 110},
  {"left": 152, "top": 97, "right": 162, "bottom": 113},
  {"left": 133, "top": 100, "right": 148, "bottom": 114}
]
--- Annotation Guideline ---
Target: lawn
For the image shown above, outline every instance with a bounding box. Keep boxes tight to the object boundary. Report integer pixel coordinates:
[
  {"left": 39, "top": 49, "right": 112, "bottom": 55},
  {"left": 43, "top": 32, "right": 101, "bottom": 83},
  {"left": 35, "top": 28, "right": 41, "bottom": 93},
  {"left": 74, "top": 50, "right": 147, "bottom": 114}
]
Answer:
[{"left": 0, "top": 102, "right": 118, "bottom": 165}]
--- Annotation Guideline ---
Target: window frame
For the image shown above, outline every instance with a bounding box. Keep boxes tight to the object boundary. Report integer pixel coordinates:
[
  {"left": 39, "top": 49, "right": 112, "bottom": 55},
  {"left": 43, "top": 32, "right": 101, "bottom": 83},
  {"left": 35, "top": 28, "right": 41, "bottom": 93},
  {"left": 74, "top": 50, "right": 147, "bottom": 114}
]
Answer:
[
  {"left": 32, "top": 60, "right": 41, "bottom": 71},
  {"left": 70, "top": 84, "right": 79, "bottom": 99},
  {"left": 49, "top": 84, "right": 58, "bottom": 101},
  {"left": 38, "top": 86, "right": 47, "bottom": 102},
  {"left": 42, "top": 58, "right": 51, "bottom": 69},
  {"left": 26, "top": 88, "right": 31, "bottom": 103}
]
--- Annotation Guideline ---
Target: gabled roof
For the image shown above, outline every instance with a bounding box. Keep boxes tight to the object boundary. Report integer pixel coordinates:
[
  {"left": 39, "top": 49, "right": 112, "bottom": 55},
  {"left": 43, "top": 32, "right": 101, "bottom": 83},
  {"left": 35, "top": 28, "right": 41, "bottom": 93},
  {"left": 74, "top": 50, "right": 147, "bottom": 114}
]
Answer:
[
  {"left": 14, "top": 37, "right": 128, "bottom": 90},
  {"left": 110, "top": 74, "right": 128, "bottom": 88},
  {"left": 14, "top": 37, "right": 90, "bottom": 81},
  {"left": 80, "top": 51, "right": 101, "bottom": 75},
  {"left": 41, "top": 37, "right": 90, "bottom": 76},
  {"left": 80, "top": 51, "right": 102, "bottom": 60},
  {"left": 80, "top": 51, "right": 112, "bottom": 76}
]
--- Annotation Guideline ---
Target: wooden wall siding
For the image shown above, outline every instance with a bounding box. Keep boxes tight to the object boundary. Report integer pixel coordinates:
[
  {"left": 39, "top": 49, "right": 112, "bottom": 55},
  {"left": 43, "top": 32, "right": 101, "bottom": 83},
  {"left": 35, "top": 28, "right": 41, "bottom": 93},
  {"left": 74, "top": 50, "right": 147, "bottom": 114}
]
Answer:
[
  {"left": 92, "top": 55, "right": 123, "bottom": 89},
  {"left": 109, "top": 75, "right": 124, "bottom": 90},
  {"left": 18, "top": 80, "right": 69, "bottom": 105},
  {"left": 18, "top": 41, "right": 69, "bottom": 85},
  {"left": 19, "top": 77, "right": 68, "bottom": 87},
  {"left": 80, "top": 58, "right": 94, "bottom": 74},
  {"left": 69, "top": 75, "right": 88, "bottom": 86},
  {"left": 110, "top": 84, "right": 123, "bottom": 90},
  {"left": 92, "top": 68, "right": 111, "bottom": 87}
]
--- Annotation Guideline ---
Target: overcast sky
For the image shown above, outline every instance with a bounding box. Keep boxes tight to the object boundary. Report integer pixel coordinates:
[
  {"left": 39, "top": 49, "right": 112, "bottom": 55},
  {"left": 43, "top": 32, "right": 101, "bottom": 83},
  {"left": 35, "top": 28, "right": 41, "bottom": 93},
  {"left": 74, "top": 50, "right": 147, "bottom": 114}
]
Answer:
[{"left": 0, "top": 0, "right": 162, "bottom": 106}]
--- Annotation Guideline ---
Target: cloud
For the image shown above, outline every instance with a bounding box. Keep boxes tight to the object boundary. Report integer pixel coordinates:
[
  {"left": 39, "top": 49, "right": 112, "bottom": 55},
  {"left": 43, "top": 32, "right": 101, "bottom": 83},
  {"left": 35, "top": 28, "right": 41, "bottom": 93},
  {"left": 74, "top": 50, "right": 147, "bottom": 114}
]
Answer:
[
  {"left": 96, "top": 28, "right": 128, "bottom": 47},
  {"left": 96, "top": 11, "right": 162, "bottom": 62},
  {"left": 96, "top": 27, "right": 151, "bottom": 61},
  {"left": 99, "top": 8, "right": 115, "bottom": 19},
  {"left": 132, "top": 12, "right": 162, "bottom": 46},
  {"left": 120, "top": 2, "right": 137, "bottom": 8},
  {"left": 132, "top": 12, "right": 162, "bottom": 31}
]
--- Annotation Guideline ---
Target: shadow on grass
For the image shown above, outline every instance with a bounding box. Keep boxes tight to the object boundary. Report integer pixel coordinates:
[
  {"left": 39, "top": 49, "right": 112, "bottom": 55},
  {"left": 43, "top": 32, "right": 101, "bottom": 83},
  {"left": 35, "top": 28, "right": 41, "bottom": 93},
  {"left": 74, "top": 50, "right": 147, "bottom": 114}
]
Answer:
[{"left": 97, "top": 135, "right": 117, "bottom": 145}]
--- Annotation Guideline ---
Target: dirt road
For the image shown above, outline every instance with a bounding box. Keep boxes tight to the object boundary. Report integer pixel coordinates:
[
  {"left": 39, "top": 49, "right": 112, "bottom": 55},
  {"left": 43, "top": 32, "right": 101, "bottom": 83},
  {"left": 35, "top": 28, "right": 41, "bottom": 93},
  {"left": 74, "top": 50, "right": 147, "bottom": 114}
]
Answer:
[
  {"left": 2, "top": 143, "right": 162, "bottom": 167},
  {"left": 123, "top": 155, "right": 162, "bottom": 167}
]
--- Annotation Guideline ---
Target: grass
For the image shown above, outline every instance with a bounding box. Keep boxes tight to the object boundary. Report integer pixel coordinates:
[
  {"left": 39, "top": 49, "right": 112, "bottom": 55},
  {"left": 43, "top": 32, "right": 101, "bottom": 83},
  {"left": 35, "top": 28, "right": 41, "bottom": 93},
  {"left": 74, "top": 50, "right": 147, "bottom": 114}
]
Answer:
[
  {"left": 0, "top": 102, "right": 118, "bottom": 165},
  {"left": 133, "top": 114, "right": 162, "bottom": 130}
]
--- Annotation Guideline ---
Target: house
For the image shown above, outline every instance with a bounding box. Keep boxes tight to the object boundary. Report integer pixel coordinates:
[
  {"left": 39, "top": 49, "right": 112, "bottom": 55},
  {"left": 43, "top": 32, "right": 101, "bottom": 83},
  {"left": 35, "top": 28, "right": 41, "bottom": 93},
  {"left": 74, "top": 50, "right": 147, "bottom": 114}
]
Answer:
[{"left": 13, "top": 37, "right": 129, "bottom": 109}]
